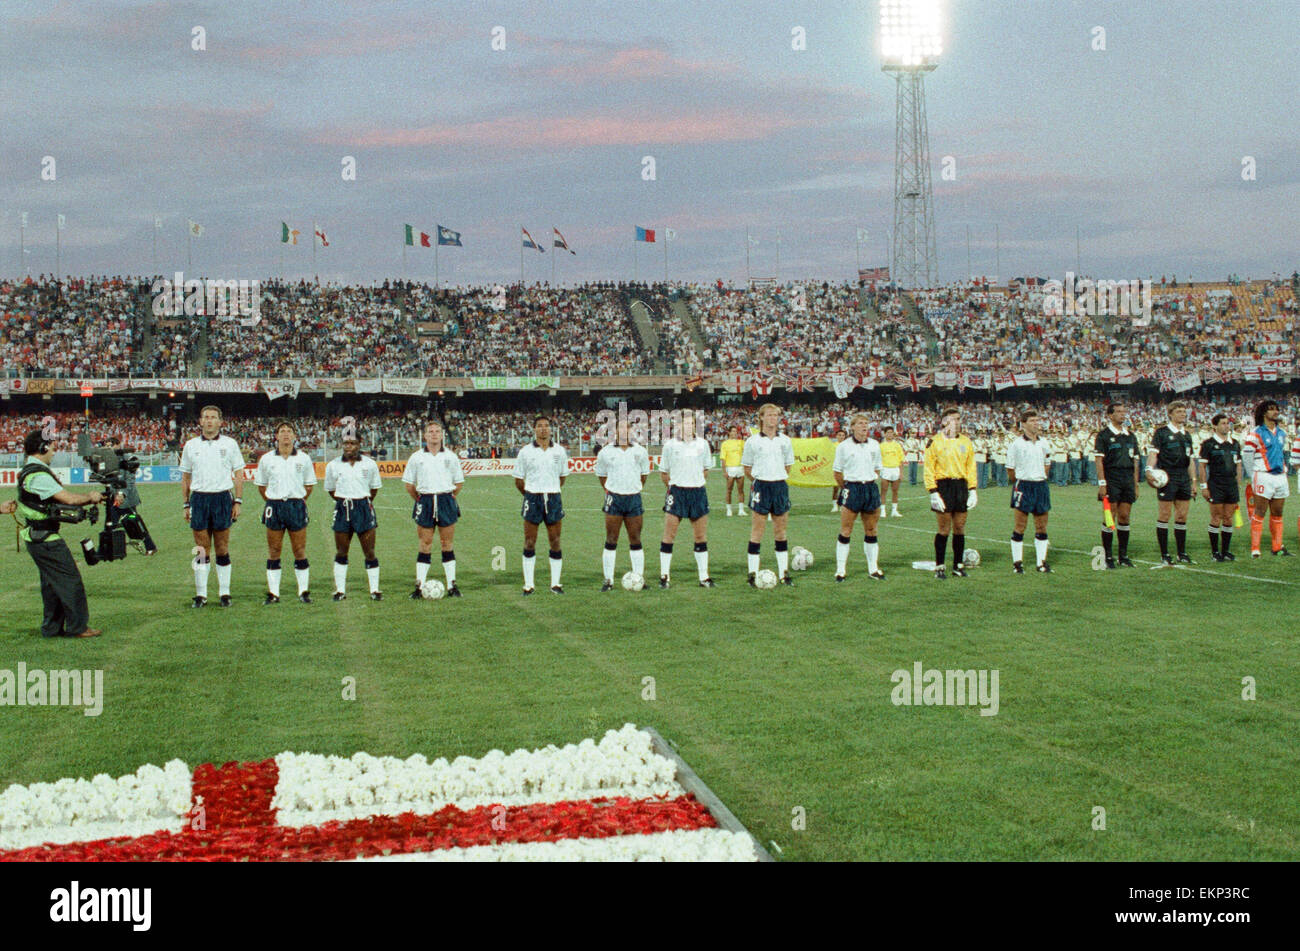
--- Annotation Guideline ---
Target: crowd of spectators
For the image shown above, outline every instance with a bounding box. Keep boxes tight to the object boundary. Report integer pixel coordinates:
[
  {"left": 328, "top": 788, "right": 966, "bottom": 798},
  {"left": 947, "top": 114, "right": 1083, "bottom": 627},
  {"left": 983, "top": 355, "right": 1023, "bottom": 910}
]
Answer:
[{"left": 2, "top": 277, "right": 140, "bottom": 378}]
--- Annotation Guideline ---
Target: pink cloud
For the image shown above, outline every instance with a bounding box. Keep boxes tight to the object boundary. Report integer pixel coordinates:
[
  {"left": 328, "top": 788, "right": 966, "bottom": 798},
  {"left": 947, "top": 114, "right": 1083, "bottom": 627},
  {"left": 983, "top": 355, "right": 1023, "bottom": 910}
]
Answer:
[{"left": 329, "top": 109, "right": 814, "bottom": 150}]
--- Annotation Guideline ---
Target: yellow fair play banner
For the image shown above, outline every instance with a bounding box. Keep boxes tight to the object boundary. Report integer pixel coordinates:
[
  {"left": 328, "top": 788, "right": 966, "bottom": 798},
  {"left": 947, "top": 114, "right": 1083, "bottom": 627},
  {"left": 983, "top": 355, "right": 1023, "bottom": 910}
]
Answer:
[{"left": 788, "top": 437, "right": 837, "bottom": 488}]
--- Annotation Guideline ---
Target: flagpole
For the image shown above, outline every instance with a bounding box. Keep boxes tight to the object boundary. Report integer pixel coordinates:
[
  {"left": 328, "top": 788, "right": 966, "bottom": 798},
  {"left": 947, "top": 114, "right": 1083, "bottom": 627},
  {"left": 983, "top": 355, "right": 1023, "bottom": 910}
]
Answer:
[
  {"left": 56, "top": 217, "right": 61, "bottom": 283},
  {"left": 153, "top": 219, "right": 159, "bottom": 277},
  {"left": 663, "top": 229, "right": 668, "bottom": 283},
  {"left": 520, "top": 228, "right": 524, "bottom": 286},
  {"left": 187, "top": 226, "right": 192, "bottom": 272},
  {"left": 745, "top": 228, "right": 751, "bottom": 285},
  {"left": 312, "top": 222, "right": 317, "bottom": 282},
  {"left": 966, "top": 226, "right": 971, "bottom": 281},
  {"left": 435, "top": 237, "right": 440, "bottom": 289},
  {"left": 856, "top": 231, "right": 861, "bottom": 277},
  {"left": 776, "top": 232, "right": 781, "bottom": 284},
  {"left": 20, "top": 221, "right": 26, "bottom": 277},
  {"left": 633, "top": 239, "right": 638, "bottom": 283},
  {"left": 995, "top": 225, "right": 1001, "bottom": 284},
  {"left": 551, "top": 234, "right": 556, "bottom": 286}
]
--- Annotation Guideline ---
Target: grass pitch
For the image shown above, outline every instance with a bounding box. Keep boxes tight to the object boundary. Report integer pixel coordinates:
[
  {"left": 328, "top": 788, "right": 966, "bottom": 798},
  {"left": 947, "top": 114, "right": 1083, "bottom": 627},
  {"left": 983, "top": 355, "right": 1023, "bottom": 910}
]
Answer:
[{"left": 1, "top": 474, "right": 1296, "bottom": 861}]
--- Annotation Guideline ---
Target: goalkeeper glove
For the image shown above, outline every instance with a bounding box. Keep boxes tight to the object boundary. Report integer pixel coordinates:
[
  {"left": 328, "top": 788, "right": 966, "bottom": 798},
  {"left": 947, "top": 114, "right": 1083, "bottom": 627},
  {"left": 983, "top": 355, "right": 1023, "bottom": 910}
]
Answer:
[{"left": 929, "top": 491, "right": 945, "bottom": 512}]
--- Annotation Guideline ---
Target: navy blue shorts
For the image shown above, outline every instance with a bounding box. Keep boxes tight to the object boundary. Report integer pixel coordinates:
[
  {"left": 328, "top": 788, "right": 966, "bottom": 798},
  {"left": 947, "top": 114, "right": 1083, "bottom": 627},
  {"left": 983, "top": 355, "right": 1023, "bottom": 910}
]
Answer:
[
  {"left": 602, "top": 491, "right": 644, "bottom": 518},
  {"left": 262, "top": 498, "right": 309, "bottom": 532},
  {"left": 333, "top": 498, "right": 378, "bottom": 534},
  {"left": 664, "top": 485, "right": 709, "bottom": 520},
  {"left": 1011, "top": 480, "right": 1051, "bottom": 515},
  {"left": 189, "top": 490, "right": 234, "bottom": 532},
  {"left": 413, "top": 493, "right": 460, "bottom": 528},
  {"left": 838, "top": 481, "right": 881, "bottom": 514},
  {"left": 521, "top": 492, "right": 564, "bottom": 526},
  {"left": 750, "top": 479, "right": 791, "bottom": 517}
]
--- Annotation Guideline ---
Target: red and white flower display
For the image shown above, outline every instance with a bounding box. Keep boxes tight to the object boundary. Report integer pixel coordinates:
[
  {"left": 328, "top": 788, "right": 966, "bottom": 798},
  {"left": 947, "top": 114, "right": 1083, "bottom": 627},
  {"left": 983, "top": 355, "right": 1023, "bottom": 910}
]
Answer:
[{"left": 0, "top": 725, "right": 757, "bottom": 862}]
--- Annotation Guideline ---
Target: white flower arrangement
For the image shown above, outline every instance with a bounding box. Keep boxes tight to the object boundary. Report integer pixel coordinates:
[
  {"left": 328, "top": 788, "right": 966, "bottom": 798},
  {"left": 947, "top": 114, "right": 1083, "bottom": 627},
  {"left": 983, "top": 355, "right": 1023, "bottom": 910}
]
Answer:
[
  {"left": 272, "top": 723, "right": 684, "bottom": 827},
  {"left": 0, "top": 759, "right": 192, "bottom": 851},
  {"left": 354, "top": 828, "right": 758, "bottom": 862}
]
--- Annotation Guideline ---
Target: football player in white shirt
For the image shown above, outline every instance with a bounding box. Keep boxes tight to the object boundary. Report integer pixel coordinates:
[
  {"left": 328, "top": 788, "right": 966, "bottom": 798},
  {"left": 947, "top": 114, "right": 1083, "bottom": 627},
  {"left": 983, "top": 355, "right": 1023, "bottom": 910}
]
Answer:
[
  {"left": 514, "top": 416, "right": 569, "bottom": 594},
  {"left": 324, "top": 432, "right": 383, "bottom": 600},
  {"left": 832, "top": 414, "right": 885, "bottom": 581},
  {"left": 658, "top": 411, "right": 714, "bottom": 587},
  {"left": 742, "top": 403, "right": 796, "bottom": 585},
  {"left": 595, "top": 420, "right": 651, "bottom": 591},
  {"left": 403, "top": 421, "right": 465, "bottom": 598},
  {"left": 829, "top": 430, "right": 848, "bottom": 512},
  {"left": 1006, "top": 410, "right": 1053, "bottom": 573},
  {"left": 255, "top": 421, "right": 317, "bottom": 603},
  {"left": 179, "top": 405, "right": 246, "bottom": 608}
]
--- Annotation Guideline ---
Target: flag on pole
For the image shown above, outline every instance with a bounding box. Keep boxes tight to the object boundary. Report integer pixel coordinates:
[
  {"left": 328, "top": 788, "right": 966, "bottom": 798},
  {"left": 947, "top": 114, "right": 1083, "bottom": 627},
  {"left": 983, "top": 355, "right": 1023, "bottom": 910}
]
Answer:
[
  {"left": 188, "top": 219, "right": 204, "bottom": 237},
  {"left": 664, "top": 229, "right": 677, "bottom": 241},
  {"left": 314, "top": 225, "right": 329, "bottom": 247},
  {"left": 436, "top": 225, "right": 462, "bottom": 247},
  {"left": 748, "top": 234, "right": 760, "bottom": 247},
  {"left": 57, "top": 214, "right": 66, "bottom": 231},
  {"left": 281, "top": 222, "right": 300, "bottom": 245},
  {"left": 404, "top": 225, "right": 432, "bottom": 247},
  {"left": 635, "top": 226, "right": 656, "bottom": 243},
  {"left": 154, "top": 216, "right": 163, "bottom": 231},
  {"left": 856, "top": 228, "right": 869, "bottom": 243},
  {"left": 522, "top": 228, "right": 545, "bottom": 252},
  {"left": 552, "top": 228, "right": 575, "bottom": 254}
]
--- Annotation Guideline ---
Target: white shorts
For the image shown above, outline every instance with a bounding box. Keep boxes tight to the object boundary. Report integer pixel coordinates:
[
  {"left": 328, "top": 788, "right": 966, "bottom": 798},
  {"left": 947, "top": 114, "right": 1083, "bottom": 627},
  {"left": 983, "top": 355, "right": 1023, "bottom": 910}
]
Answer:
[
  {"left": 1253, "top": 471, "right": 1290, "bottom": 500},
  {"left": 880, "top": 467, "right": 901, "bottom": 482},
  {"left": 725, "top": 466, "right": 744, "bottom": 479}
]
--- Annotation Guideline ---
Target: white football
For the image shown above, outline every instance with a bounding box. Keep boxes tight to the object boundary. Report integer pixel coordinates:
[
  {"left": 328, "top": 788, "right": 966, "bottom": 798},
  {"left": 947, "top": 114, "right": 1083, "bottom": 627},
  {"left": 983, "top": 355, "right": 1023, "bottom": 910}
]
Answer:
[
  {"left": 963, "top": 549, "right": 981, "bottom": 568},
  {"left": 1146, "top": 467, "right": 1168, "bottom": 488},
  {"left": 420, "top": 579, "right": 446, "bottom": 600},
  {"left": 790, "top": 546, "right": 814, "bottom": 571},
  {"left": 754, "top": 568, "right": 779, "bottom": 589},
  {"left": 621, "top": 571, "right": 645, "bottom": 591}
]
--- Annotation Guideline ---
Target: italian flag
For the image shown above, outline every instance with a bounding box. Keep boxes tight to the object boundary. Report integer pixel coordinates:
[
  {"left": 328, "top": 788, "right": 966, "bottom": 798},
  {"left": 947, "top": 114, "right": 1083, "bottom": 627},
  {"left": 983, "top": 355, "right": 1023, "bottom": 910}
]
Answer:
[{"left": 404, "top": 225, "right": 432, "bottom": 248}]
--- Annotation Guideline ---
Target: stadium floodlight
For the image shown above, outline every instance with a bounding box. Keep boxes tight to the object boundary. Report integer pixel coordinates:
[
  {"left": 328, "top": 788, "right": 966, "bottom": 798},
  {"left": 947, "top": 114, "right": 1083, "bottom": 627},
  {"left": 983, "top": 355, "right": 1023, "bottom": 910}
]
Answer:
[{"left": 880, "top": 0, "right": 942, "bottom": 288}]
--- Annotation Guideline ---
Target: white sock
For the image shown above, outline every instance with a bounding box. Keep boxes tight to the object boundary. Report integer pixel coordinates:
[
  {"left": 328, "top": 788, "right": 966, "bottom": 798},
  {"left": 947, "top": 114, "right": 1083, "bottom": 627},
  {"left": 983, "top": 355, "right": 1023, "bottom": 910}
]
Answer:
[
  {"left": 660, "top": 550, "right": 672, "bottom": 578},
  {"left": 602, "top": 547, "right": 616, "bottom": 582},
  {"left": 865, "top": 541, "right": 880, "bottom": 573},
  {"left": 443, "top": 558, "right": 456, "bottom": 587},
  {"left": 416, "top": 559, "right": 430, "bottom": 584},
  {"left": 1035, "top": 536, "right": 1049, "bottom": 565},
  {"left": 216, "top": 563, "right": 231, "bottom": 596},
  {"left": 748, "top": 552, "right": 760, "bottom": 574},
  {"left": 266, "top": 568, "right": 280, "bottom": 597},
  {"left": 295, "top": 566, "right": 309, "bottom": 595},
  {"left": 366, "top": 565, "right": 380, "bottom": 593},
  {"left": 694, "top": 548, "right": 709, "bottom": 581},
  {"left": 836, "top": 539, "right": 850, "bottom": 575},
  {"left": 549, "top": 553, "right": 562, "bottom": 587},
  {"left": 776, "top": 548, "right": 789, "bottom": 578},
  {"left": 739, "top": 503, "right": 746, "bottom": 514},
  {"left": 831, "top": 501, "right": 838, "bottom": 512},
  {"left": 333, "top": 562, "right": 347, "bottom": 593},
  {"left": 726, "top": 504, "right": 733, "bottom": 516},
  {"left": 1011, "top": 539, "right": 1024, "bottom": 563},
  {"left": 523, "top": 554, "right": 536, "bottom": 589},
  {"left": 195, "top": 559, "right": 210, "bottom": 597},
  {"left": 630, "top": 547, "right": 644, "bottom": 578}
]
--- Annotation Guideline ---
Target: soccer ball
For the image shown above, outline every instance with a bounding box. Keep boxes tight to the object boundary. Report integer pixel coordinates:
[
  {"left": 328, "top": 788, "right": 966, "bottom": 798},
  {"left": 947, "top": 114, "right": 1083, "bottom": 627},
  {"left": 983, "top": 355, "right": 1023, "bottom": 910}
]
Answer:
[
  {"left": 963, "top": 549, "right": 981, "bottom": 568},
  {"left": 621, "top": 572, "right": 645, "bottom": 591},
  {"left": 1146, "top": 467, "right": 1168, "bottom": 489},
  {"left": 754, "top": 568, "right": 779, "bottom": 589},
  {"left": 420, "top": 579, "right": 446, "bottom": 600},
  {"left": 790, "top": 546, "right": 814, "bottom": 571}
]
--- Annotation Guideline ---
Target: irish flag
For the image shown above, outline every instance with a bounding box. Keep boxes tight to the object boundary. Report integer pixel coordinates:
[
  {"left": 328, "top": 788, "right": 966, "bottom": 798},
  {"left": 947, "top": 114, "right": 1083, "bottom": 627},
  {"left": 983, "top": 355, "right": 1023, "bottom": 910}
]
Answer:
[
  {"left": 404, "top": 225, "right": 432, "bottom": 248},
  {"left": 280, "top": 222, "right": 299, "bottom": 245}
]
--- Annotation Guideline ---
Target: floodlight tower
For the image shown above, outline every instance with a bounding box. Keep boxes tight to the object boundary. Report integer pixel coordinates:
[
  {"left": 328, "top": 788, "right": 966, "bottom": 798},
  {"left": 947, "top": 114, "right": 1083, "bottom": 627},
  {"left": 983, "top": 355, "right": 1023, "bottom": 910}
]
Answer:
[{"left": 880, "top": 0, "right": 942, "bottom": 288}]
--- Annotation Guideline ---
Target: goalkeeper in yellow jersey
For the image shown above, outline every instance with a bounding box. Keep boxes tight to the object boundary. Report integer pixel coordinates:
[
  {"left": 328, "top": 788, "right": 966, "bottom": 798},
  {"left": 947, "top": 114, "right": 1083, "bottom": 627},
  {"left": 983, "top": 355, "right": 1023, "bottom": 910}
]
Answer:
[{"left": 924, "top": 407, "right": 978, "bottom": 579}]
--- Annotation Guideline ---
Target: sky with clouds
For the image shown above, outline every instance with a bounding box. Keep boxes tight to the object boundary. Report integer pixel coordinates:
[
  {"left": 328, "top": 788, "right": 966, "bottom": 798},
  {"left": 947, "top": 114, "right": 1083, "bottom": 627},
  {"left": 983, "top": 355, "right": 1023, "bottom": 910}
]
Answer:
[{"left": 1, "top": 0, "right": 1295, "bottom": 287}]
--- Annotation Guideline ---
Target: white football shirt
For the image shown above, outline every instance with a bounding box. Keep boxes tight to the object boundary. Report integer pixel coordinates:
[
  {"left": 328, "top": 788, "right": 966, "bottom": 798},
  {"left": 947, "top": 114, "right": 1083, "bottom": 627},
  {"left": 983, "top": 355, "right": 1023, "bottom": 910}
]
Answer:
[
  {"left": 180, "top": 434, "right": 246, "bottom": 492},
  {"left": 513, "top": 442, "right": 569, "bottom": 493},
  {"left": 254, "top": 449, "right": 317, "bottom": 499},
  {"left": 595, "top": 443, "right": 650, "bottom": 495},
  {"left": 324, "top": 454, "right": 382, "bottom": 499},
  {"left": 833, "top": 437, "right": 882, "bottom": 483},
  {"left": 660, "top": 437, "right": 711, "bottom": 488},
  {"left": 1006, "top": 436, "right": 1050, "bottom": 482},
  {"left": 741, "top": 432, "right": 794, "bottom": 482},
  {"left": 403, "top": 449, "right": 464, "bottom": 494}
]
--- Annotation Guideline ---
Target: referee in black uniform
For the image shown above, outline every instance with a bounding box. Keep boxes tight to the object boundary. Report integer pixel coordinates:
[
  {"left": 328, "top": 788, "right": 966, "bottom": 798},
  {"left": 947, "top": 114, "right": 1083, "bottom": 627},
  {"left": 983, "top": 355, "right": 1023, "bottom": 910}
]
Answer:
[{"left": 1094, "top": 402, "right": 1141, "bottom": 568}]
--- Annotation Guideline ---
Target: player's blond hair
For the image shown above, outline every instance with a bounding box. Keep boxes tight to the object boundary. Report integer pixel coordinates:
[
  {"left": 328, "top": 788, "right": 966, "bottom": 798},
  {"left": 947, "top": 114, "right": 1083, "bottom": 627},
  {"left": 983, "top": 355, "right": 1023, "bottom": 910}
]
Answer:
[
  {"left": 758, "top": 403, "right": 780, "bottom": 419},
  {"left": 850, "top": 413, "right": 872, "bottom": 428}
]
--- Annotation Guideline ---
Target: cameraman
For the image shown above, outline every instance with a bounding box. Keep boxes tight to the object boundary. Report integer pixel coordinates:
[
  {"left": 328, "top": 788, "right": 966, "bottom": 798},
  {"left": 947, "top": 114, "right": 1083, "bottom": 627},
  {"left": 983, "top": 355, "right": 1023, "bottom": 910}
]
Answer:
[
  {"left": 8, "top": 429, "right": 113, "bottom": 638},
  {"left": 104, "top": 436, "right": 157, "bottom": 555}
]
